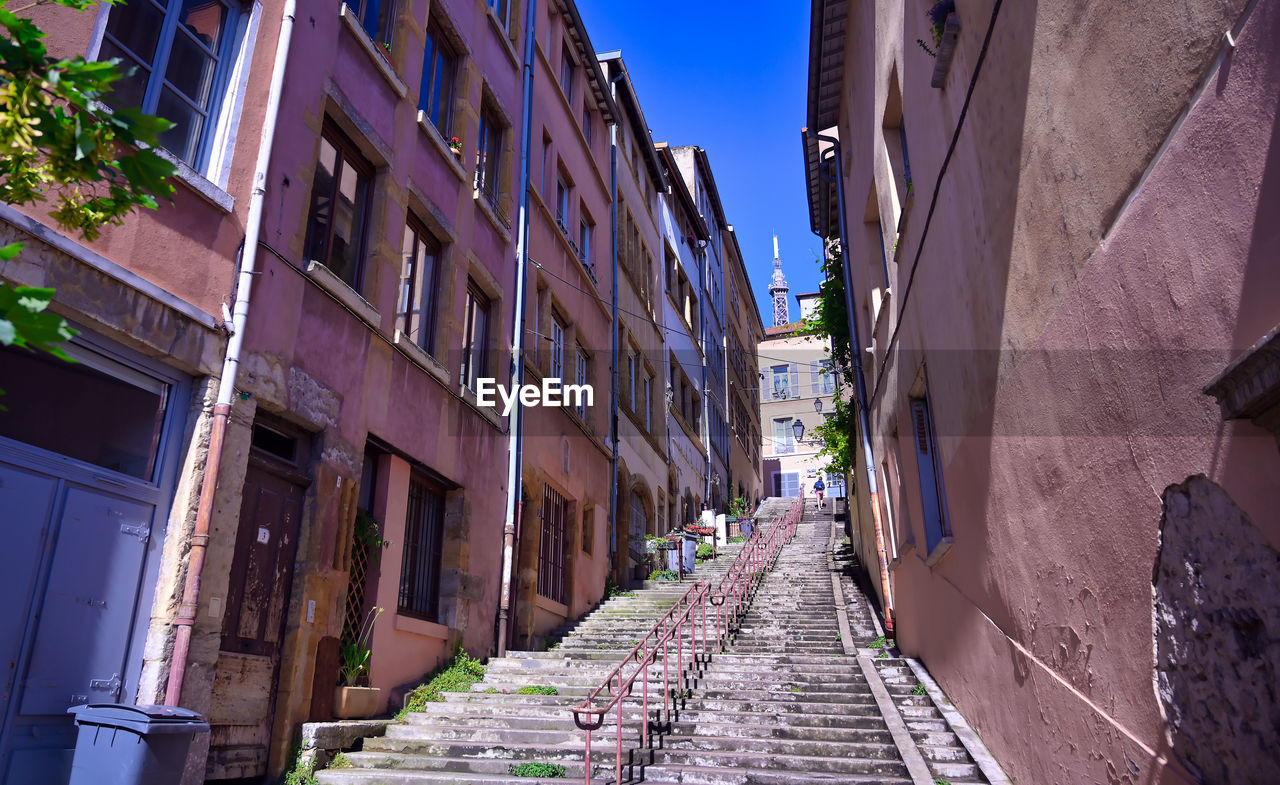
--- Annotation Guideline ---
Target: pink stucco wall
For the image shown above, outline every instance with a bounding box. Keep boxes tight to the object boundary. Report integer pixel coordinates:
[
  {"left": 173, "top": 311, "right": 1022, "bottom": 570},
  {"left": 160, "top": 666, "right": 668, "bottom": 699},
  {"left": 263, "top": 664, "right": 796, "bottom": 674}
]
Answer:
[{"left": 872, "top": 3, "right": 1280, "bottom": 784}]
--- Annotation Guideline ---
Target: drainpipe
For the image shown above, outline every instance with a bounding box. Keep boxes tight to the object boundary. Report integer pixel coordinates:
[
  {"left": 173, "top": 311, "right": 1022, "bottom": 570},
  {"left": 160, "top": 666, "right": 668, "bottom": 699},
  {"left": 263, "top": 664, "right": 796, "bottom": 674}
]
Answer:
[
  {"left": 165, "top": 0, "right": 297, "bottom": 707},
  {"left": 805, "top": 128, "right": 895, "bottom": 632},
  {"left": 607, "top": 71, "right": 622, "bottom": 578},
  {"left": 496, "top": 0, "right": 538, "bottom": 658},
  {"left": 699, "top": 247, "right": 711, "bottom": 513}
]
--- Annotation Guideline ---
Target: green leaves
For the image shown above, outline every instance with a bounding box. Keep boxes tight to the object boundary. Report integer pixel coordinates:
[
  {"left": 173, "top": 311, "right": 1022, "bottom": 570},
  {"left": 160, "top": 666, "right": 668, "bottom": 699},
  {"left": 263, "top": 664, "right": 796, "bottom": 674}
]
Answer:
[
  {"left": 0, "top": 0, "right": 176, "bottom": 370},
  {"left": 0, "top": 279, "right": 78, "bottom": 360}
]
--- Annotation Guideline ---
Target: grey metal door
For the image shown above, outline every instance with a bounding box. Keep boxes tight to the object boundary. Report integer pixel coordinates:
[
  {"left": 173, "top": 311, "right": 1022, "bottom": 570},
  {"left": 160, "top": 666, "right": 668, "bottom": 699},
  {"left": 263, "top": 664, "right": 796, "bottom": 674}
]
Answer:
[{"left": 0, "top": 340, "right": 186, "bottom": 785}]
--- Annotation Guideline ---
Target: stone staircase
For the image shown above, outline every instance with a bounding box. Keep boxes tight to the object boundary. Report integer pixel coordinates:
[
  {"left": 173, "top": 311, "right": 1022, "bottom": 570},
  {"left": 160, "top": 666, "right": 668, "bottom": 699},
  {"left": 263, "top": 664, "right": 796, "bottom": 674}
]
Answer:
[{"left": 317, "top": 498, "right": 1000, "bottom": 785}]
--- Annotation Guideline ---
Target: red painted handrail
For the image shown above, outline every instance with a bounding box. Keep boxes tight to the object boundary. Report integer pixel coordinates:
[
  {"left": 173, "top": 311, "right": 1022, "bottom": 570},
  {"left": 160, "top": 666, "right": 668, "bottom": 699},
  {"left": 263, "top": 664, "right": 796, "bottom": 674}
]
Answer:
[{"left": 570, "top": 498, "right": 803, "bottom": 785}]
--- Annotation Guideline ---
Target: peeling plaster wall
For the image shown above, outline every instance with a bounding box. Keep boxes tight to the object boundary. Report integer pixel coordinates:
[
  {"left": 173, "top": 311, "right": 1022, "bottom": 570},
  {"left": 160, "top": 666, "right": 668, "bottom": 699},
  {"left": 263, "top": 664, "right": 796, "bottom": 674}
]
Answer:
[{"left": 1154, "top": 476, "right": 1280, "bottom": 785}]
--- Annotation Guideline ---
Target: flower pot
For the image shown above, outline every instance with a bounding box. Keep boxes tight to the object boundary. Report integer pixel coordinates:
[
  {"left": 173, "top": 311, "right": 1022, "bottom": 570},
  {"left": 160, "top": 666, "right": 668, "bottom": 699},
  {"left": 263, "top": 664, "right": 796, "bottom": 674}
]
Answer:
[{"left": 333, "top": 686, "right": 381, "bottom": 719}]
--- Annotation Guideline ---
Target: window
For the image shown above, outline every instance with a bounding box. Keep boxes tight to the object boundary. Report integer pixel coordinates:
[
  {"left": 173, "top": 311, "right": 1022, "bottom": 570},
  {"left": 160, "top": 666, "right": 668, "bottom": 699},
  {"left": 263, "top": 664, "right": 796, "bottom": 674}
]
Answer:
[
  {"left": 351, "top": 0, "right": 398, "bottom": 48},
  {"left": 555, "top": 175, "right": 570, "bottom": 229},
  {"left": 549, "top": 314, "right": 565, "bottom": 379},
  {"left": 581, "top": 507, "right": 593, "bottom": 555},
  {"left": 574, "top": 344, "right": 588, "bottom": 419},
  {"left": 773, "top": 471, "right": 800, "bottom": 498},
  {"left": 304, "top": 124, "right": 373, "bottom": 291},
  {"left": 99, "top": 0, "right": 241, "bottom": 167},
  {"left": 461, "top": 280, "right": 490, "bottom": 391},
  {"left": 773, "top": 417, "right": 795, "bottom": 455},
  {"left": 643, "top": 372, "right": 653, "bottom": 431},
  {"left": 475, "top": 102, "right": 503, "bottom": 208},
  {"left": 419, "top": 19, "right": 457, "bottom": 136},
  {"left": 910, "top": 393, "right": 951, "bottom": 553},
  {"left": 398, "top": 472, "right": 445, "bottom": 621},
  {"left": 486, "top": 0, "right": 509, "bottom": 29},
  {"left": 559, "top": 43, "right": 574, "bottom": 102},
  {"left": 813, "top": 361, "right": 836, "bottom": 395},
  {"left": 396, "top": 218, "right": 441, "bottom": 354},
  {"left": 626, "top": 351, "right": 637, "bottom": 411},
  {"left": 538, "top": 485, "right": 568, "bottom": 604},
  {"left": 579, "top": 215, "right": 592, "bottom": 267},
  {"left": 582, "top": 104, "right": 593, "bottom": 148},
  {"left": 771, "top": 364, "right": 791, "bottom": 399},
  {"left": 540, "top": 135, "right": 551, "bottom": 201}
]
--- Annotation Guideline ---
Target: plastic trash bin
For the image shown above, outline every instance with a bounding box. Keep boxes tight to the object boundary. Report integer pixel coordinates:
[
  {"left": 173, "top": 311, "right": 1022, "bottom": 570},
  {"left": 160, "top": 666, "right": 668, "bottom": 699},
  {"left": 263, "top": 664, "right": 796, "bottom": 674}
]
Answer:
[
  {"left": 682, "top": 532, "right": 698, "bottom": 574},
  {"left": 68, "top": 703, "right": 208, "bottom": 785}
]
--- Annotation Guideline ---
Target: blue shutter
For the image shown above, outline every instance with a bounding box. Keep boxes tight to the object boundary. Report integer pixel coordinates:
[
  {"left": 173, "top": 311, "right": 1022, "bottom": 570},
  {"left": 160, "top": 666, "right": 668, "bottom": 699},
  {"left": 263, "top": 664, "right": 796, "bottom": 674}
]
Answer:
[{"left": 910, "top": 397, "right": 948, "bottom": 553}]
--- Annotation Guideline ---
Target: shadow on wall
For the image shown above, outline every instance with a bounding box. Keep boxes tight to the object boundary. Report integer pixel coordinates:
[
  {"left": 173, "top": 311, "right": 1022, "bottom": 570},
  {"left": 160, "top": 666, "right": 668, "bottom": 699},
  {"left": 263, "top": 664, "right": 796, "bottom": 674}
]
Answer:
[{"left": 1152, "top": 475, "right": 1280, "bottom": 785}]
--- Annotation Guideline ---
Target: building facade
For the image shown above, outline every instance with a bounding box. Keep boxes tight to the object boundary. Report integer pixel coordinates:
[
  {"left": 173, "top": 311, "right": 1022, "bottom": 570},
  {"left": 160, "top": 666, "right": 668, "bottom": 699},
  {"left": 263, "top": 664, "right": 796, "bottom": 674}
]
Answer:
[
  {"left": 0, "top": 0, "right": 765, "bottom": 781},
  {"left": 759, "top": 285, "right": 843, "bottom": 503},
  {"left": 804, "top": 1, "right": 1280, "bottom": 783},
  {"left": 598, "top": 53, "right": 671, "bottom": 586},
  {"left": 723, "top": 227, "right": 765, "bottom": 506},
  {"left": 669, "top": 146, "right": 730, "bottom": 512},
  {"left": 655, "top": 143, "right": 709, "bottom": 531}
]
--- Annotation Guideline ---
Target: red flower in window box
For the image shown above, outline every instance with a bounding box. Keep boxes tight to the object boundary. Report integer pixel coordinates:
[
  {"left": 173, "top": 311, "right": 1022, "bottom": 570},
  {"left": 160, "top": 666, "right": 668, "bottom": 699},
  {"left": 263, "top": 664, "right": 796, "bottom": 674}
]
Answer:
[{"left": 448, "top": 136, "right": 463, "bottom": 153}]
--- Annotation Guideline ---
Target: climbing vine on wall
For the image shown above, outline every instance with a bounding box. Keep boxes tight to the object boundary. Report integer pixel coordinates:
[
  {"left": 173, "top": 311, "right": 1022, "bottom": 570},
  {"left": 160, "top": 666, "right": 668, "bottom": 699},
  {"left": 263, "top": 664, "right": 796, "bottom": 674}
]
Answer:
[{"left": 796, "top": 242, "right": 856, "bottom": 477}]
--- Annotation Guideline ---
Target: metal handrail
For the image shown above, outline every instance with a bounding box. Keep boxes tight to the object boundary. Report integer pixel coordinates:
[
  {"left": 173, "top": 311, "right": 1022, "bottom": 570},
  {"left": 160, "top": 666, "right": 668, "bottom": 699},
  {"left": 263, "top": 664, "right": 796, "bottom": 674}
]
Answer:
[{"left": 570, "top": 498, "right": 803, "bottom": 785}]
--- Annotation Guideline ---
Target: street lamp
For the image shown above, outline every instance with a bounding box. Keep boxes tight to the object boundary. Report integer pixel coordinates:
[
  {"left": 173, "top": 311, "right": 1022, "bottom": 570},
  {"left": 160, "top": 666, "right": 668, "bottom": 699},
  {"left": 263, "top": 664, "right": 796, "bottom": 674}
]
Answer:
[
  {"left": 791, "top": 419, "right": 805, "bottom": 442},
  {"left": 814, "top": 398, "right": 824, "bottom": 413}
]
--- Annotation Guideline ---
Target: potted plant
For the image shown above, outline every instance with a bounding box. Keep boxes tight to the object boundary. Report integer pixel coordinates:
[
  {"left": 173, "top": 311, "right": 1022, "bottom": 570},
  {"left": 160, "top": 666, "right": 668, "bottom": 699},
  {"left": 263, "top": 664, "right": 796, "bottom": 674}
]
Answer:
[
  {"left": 447, "top": 136, "right": 463, "bottom": 156},
  {"left": 916, "top": 1, "right": 955, "bottom": 57},
  {"left": 334, "top": 606, "right": 384, "bottom": 719}
]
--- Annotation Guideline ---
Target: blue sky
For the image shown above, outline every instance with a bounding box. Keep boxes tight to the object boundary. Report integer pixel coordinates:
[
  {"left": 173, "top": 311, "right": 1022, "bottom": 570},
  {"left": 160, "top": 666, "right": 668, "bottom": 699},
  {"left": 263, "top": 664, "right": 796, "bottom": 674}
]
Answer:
[{"left": 575, "top": 0, "right": 823, "bottom": 326}]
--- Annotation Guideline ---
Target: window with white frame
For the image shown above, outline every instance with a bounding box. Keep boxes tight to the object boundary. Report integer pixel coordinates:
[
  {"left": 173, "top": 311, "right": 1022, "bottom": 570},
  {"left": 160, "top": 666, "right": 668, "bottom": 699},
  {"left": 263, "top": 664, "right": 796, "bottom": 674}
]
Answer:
[
  {"left": 771, "top": 364, "right": 790, "bottom": 399},
  {"left": 475, "top": 101, "right": 504, "bottom": 208},
  {"left": 461, "top": 280, "right": 490, "bottom": 391},
  {"left": 909, "top": 390, "right": 951, "bottom": 554},
  {"left": 550, "top": 313, "right": 565, "bottom": 379},
  {"left": 574, "top": 344, "right": 589, "bottom": 418},
  {"left": 99, "top": 0, "right": 243, "bottom": 169},
  {"left": 772, "top": 417, "right": 794, "bottom": 455},
  {"left": 643, "top": 371, "right": 653, "bottom": 432},
  {"left": 555, "top": 174, "right": 570, "bottom": 230},
  {"left": 579, "top": 213, "right": 592, "bottom": 267}
]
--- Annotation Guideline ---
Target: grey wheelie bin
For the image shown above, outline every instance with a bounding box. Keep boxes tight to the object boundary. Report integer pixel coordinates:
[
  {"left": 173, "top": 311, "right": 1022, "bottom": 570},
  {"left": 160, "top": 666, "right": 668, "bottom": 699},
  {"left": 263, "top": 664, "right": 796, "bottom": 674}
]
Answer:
[{"left": 67, "top": 703, "right": 208, "bottom": 785}]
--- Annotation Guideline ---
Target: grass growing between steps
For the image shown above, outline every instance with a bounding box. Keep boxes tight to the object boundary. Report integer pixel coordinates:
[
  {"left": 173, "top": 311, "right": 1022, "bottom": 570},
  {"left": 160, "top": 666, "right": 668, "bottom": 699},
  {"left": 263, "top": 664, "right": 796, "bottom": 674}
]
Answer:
[
  {"left": 913, "top": 683, "right": 928, "bottom": 696},
  {"left": 328, "top": 753, "right": 352, "bottom": 769},
  {"left": 397, "top": 648, "right": 486, "bottom": 718},
  {"left": 510, "top": 762, "right": 567, "bottom": 777},
  {"left": 515, "top": 685, "right": 559, "bottom": 695},
  {"left": 282, "top": 749, "right": 318, "bottom": 785}
]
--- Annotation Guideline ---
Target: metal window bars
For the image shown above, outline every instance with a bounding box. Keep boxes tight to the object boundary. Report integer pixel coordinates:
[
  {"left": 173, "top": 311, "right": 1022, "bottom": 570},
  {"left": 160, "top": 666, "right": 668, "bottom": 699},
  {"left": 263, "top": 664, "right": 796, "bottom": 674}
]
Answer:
[{"left": 570, "top": 498, "right": 802, "bottom": 785}]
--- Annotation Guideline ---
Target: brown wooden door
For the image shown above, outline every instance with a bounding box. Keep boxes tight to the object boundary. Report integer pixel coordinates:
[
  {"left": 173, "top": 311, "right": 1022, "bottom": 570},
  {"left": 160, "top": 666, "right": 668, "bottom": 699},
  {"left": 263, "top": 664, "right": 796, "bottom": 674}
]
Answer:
[{"left": 207, "top": 455, "right": 305, "bottom": 779}]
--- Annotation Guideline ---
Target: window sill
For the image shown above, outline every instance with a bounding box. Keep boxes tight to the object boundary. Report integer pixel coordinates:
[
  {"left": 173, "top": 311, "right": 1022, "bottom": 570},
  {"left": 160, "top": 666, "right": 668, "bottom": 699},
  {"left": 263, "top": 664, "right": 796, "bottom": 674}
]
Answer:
[
  {"left": 417, "top": 111, "right": 468, "bottom": 182},
  {"left": 393, "top": 329, "right": 451, "bottom": 387},
  {"left": 473, "top": 189, "right": 512, "bottom": 243},
  {"left": 153, "top": 143, "right": 235, "bottom": 214},
  {"left": 394, "top": 613, "right": 449, "bottom": 640},
  {"left": 486, "top": 8, "right": 519, "bottom": 69},
  {"left": 534, "top": 594, "right": 568, "bottom": 617},
  {"left": 339, "top": 3, "right": 408, "bottom": 100},
  {"left": 305, "top": 261, "right": 380, "bottom": 328},
  {"left": 459, "top": 383, "right": 504, "bottom": 430},
  {"left": 924, "top": 536, "right": 953, "bottom": 568},
  {"left": 872, "top": 286, "right": 892, "bottom": 342}
]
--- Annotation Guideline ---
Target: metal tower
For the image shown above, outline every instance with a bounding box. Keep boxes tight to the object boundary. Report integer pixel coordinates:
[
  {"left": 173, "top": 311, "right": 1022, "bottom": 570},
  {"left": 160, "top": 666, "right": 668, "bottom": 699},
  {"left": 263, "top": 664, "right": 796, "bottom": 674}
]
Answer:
[{"left": 769, "top": 233, "right": 790, "bottom": 327}]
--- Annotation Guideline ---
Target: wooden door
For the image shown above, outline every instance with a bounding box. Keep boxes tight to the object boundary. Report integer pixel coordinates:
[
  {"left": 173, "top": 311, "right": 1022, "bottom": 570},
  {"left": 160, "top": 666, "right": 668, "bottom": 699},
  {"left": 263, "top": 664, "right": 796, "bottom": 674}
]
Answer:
[{"left": 206, "top": 453, "right": 305, "bottom": 780}]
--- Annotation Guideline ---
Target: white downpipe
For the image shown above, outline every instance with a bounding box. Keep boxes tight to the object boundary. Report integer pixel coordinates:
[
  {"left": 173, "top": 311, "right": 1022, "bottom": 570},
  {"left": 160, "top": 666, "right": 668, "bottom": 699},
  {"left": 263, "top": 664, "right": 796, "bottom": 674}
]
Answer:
[{"left": 166, "top": 0, "right": 296, "bottom": 705}]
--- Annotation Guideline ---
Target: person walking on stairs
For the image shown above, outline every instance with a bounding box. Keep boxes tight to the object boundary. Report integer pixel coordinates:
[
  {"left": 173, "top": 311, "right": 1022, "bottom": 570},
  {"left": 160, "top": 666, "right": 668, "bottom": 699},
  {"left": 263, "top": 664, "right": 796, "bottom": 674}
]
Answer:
[{"left": 812, "top": 477, "right": 825, "bottom": 509}]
